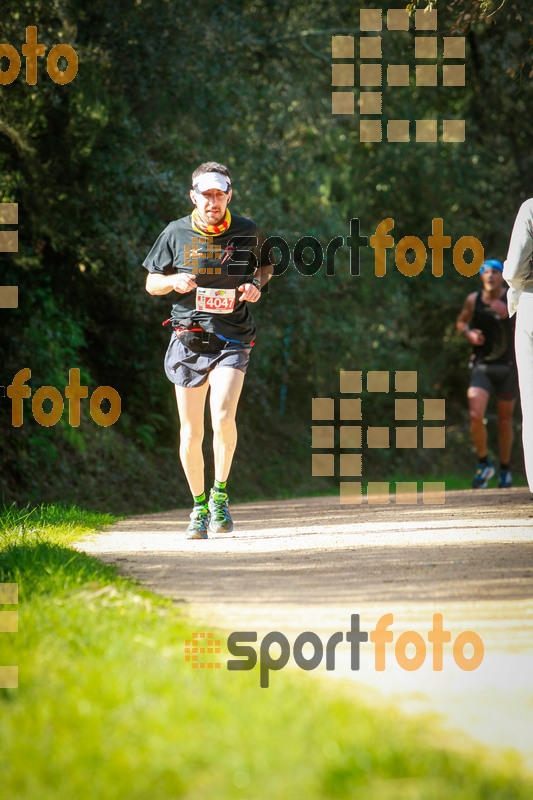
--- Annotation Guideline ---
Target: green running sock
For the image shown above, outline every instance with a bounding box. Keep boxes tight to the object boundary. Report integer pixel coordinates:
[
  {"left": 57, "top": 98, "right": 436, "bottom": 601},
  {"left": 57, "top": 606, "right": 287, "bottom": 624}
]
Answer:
[
  {"left": 214, "top": 480, "right": 227, "bottom": 492},
  {"left": 193, "top": 492, "right": 207, "bottom": 507}
]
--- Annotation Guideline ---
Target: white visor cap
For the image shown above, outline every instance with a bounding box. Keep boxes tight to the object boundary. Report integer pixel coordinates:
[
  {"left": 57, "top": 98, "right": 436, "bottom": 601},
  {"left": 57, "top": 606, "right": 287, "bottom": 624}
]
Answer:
[{"left": 193, "top": 171, "right": 231, "bottom": 194}]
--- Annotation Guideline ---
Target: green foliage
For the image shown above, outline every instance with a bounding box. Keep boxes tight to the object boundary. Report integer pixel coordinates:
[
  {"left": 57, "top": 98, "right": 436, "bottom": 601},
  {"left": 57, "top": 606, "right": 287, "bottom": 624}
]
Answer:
[{"left": 1, "top": 0, "right": 531, "bottom": 510}]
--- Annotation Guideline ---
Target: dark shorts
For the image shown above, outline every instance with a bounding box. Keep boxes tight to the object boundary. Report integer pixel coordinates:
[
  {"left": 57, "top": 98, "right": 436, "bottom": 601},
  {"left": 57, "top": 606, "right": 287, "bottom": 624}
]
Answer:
[
  {"left": 469, "top": 361, "right": 518, "bottom": 400},
  {"left": 164, "top": 332, "right": 252, "bottom": 388}
]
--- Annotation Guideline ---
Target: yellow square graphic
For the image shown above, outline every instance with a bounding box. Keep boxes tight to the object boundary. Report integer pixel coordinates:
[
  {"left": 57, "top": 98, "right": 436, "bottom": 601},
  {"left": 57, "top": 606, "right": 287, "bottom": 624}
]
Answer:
[
  {"left": 332, "top": 64, "right": 354, "bottom": 86},
  {"left": 388, "top": 120, "right": 410, "bottom": 142},
  {"left": 340, "top": 454, "right": 362, "bottom": 477},
  {"left": 0, "top": 666, "right": 18, "bottom": 688},
  {"left": 360, "top": 64, "right": 382, "bottom": 86},
  {"left": 367, "top": 482, "right": 389, "bottom": 503},
  {"left": 387, "top": 65, "right": 410, "bottom": 86},
  {"left": 443, "top": 37, "right": 465, "bottom": 58},
  {"left": 340, "top": 426, "right": 362, "bottom": 448},
  {"left": 416, "top": 119, "right": 438, "bottom": 142},
  {"left": 415, "top": 9, "right": 437, "bottom": 30},
  {"left": 443, "top": 65, "right": 465, "bottom": 86},
  {"left": 312, "top": 398, "right": 334, "bottom": 420},
  {"left": 340, "top": 399, "right": 362, "bottom": 420},
  {"left": 340, "top": 370, "right": 362, "bottom": 393},
  {"left": 415, "top": 37, "right": 437, "bottom": 59},
  {"left": 396, "top": 427, "right": 418, "bottom": 450},
  {"left": 0, "top": 203, "right": 18, "bottom": 224},
  {"left": 367, "top": 427, "right": 389, "bottom": 448},
  {"left": 360, "top": 9, "right": 382, "bottom": 31},
  {"left": 423, "top": 399, "right": 445, "bottom": 420},
  {"left": 0, "top": 610, "right": 18, "bottom": 632},
  {"left": 340, "top": 482, "right": 362, "bottom": 505},
  {"left": 312, "top": 426, "right": 334, "bottom": 448},
  {"left": 185, "top": 632, "right": 222, "bottom": 668},
  {"left": 396, "top": 482, "right": 418, "bottom": 504},
  {"left": 0, "top": 583, "right": 18, "bottom": 603},
  {"left": 367, "top": 371, "right": 389, "bottom": 392},
  {"left": 360, "top": 120, "right": 382, "bottom": 142},
  {"left": 387, "top": 9, "right": 409, "bottom": 30},
  {"left": 312, "top": 454, "right": 334, "bottom": 476},
  {"left": 332, "top": 36, "right": 354, "bottom": 58},
  {"left": 442, "top": 120, "right": 466, "bottom": 143},
  {"left": 395, "top": 370, "right": 417, "bottom": 392},
  {"left": 396, "top": 427, "right": 418, "bottom": 448},
  {"left": 423, "top": 426, "right": 446, "bottom": 448},
  {"left": 360, "top": 37, "right": 382, "bottom": 59},
  {"left": 395, "top": 398, "right": 417, "bottom": 420},
  {"left": 0, "top": 231, "right": 18, "bottom": 252},
  {"left": 332, "top": 92, "right": 354, "bottom": 115},
  {"left": 416, "top": 65, "right": 437, "bottom": 86},
  {"left": 0, "top": 287, "right": 18, "bottom": 308},
  {"left": 359, "top": 92, "right": 382, "bottom": 115},
  {"left": 423, "top": 482, "right": 446, "bottom": 504}
]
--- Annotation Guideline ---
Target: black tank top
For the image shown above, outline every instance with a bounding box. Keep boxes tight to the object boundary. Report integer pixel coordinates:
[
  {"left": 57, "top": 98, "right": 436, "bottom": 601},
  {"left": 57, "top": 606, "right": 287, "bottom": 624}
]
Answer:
[{"left": 471, "top": 289, "right": 515, "bottom": 364}]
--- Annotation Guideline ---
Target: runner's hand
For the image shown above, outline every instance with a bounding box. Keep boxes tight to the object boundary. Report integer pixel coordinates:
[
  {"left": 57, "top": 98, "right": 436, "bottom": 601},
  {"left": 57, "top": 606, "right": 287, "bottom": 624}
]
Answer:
[
  {"left": 238, "top": 283, "right": 260, "bottom": 302},
  {"left": 172, "top": 273, "right": 197, "bottom": 293},
  {"left": 489, "top": 298, "right": 508, "bottom": 318},
  {"left": 467, "top": 328, "right": 485, "bottom": 346}
]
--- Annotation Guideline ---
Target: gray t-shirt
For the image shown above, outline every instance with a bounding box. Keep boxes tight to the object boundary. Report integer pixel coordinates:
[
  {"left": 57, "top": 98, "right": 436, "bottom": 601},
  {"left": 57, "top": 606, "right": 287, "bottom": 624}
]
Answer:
[{"left": 143, "top": 213, "right": 272, "bottom": 342}]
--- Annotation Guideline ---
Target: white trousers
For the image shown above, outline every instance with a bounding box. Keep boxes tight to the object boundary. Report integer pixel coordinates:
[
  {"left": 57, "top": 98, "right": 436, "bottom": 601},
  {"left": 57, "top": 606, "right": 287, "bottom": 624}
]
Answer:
[{"left": 515, "top": 295, "right": 533, "bottom": 491}]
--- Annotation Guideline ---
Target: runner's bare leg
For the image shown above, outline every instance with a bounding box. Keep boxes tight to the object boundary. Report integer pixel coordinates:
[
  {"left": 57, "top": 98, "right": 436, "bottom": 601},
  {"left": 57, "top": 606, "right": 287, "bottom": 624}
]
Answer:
[
  {"left": 496, "top": 398, "right": 515, "bottom": 464},
  {"left": 175, "top": 381, "right": 210, "bottom": 496},
  {"left": 208, "top": 367, "right": 245, "bottom": 482},
  {"left": 467, "top": 386, "right": 490, "bottom": 457}
]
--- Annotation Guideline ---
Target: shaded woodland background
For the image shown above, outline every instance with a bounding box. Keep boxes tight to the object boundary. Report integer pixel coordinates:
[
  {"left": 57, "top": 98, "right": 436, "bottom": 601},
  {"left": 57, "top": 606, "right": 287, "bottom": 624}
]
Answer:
[{"left": 1, "top": 0, "right": 532, "bottom": 512}]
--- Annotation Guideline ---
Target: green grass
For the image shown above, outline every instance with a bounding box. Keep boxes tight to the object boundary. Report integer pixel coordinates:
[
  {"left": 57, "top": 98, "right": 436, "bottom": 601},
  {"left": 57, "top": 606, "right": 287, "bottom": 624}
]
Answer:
[{"left": 1, "top": 502, "right": 531, "bottom": 800}]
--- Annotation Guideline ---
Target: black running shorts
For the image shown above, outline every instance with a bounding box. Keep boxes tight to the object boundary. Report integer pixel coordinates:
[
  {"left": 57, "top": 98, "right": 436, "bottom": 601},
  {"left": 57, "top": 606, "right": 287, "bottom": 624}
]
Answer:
[{"left": 164, "top": 332, "right": 252, "bottom": 388}]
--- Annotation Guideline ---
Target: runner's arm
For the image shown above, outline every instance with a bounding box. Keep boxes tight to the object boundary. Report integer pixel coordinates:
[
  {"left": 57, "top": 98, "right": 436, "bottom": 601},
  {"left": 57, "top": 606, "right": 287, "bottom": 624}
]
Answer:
[
  {"left": 238, "top": 264, "right": 273, "bottom": 302},
  {"left": 503, "top": 199, "right": 533, "bottom": 291},
  {"left": 457, "top": 293, "right": 484, "bottom": 345},
  {"left": 503, "top": 198, "right": 533, "bottom": 316},
  {"left": 254, "top": 263, "right": 274, "bottom": 288},
  {"left": 146, "top": 272, "right": 197, "bottom": 295}
]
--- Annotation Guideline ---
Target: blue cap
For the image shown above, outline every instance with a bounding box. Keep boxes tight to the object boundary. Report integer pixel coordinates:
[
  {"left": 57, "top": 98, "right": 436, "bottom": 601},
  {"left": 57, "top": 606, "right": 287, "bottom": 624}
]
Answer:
[{"left": 480, "top": 259, "right": 503, "bottom": 274}]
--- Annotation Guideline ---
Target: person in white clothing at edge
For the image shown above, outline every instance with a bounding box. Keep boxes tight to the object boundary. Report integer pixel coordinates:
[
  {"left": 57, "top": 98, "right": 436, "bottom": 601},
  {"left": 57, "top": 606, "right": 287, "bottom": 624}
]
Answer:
[{"left": 503, "top": 198, "right": 533, "bottom": 492}]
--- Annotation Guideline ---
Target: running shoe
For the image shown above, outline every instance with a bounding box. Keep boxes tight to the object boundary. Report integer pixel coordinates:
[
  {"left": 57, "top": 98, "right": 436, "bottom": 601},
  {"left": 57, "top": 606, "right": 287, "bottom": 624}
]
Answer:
[
  {"left": 472, "top": 461, "right": 495, "bottom": 489},
  {"left": 186, "top": 505, "right": 209, "bottom": 539},
  {"left": 208, "top": 489, "right": 233, "bottom": 534},
  {"left": 498, "top": 469, "right": 512, "bottom": 488}
]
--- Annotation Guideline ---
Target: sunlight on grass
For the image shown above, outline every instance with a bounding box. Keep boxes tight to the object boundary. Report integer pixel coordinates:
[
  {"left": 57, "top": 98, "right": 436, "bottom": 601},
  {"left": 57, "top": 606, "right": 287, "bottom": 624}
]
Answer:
[{"left": 0, "top": 502, "right": 531, "bottom": 799}]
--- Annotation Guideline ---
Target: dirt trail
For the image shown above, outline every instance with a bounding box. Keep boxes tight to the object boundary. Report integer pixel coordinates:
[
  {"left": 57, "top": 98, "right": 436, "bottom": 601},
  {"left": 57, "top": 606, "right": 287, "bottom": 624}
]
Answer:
[{"left": 76, "top": 487, "right": 533, "bottom": 766}]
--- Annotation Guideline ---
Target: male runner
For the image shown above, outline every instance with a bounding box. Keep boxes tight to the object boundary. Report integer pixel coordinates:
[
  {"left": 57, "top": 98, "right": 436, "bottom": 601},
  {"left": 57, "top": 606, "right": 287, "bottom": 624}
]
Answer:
[
  {"left": 456, "top": 259, "right": 517, "bottom": 488},
  {"left": 503, "top": 199, "right": 533, "bottom": 493},
  {"left": 143, "top": 162, "right": 272, "bottom": 538}
]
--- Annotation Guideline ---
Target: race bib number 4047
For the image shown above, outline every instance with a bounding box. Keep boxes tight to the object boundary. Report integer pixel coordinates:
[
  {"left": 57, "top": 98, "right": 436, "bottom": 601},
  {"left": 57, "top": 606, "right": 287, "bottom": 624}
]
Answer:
[{"left": 196, "top": 287, "right": 236, "bottom": 314}]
